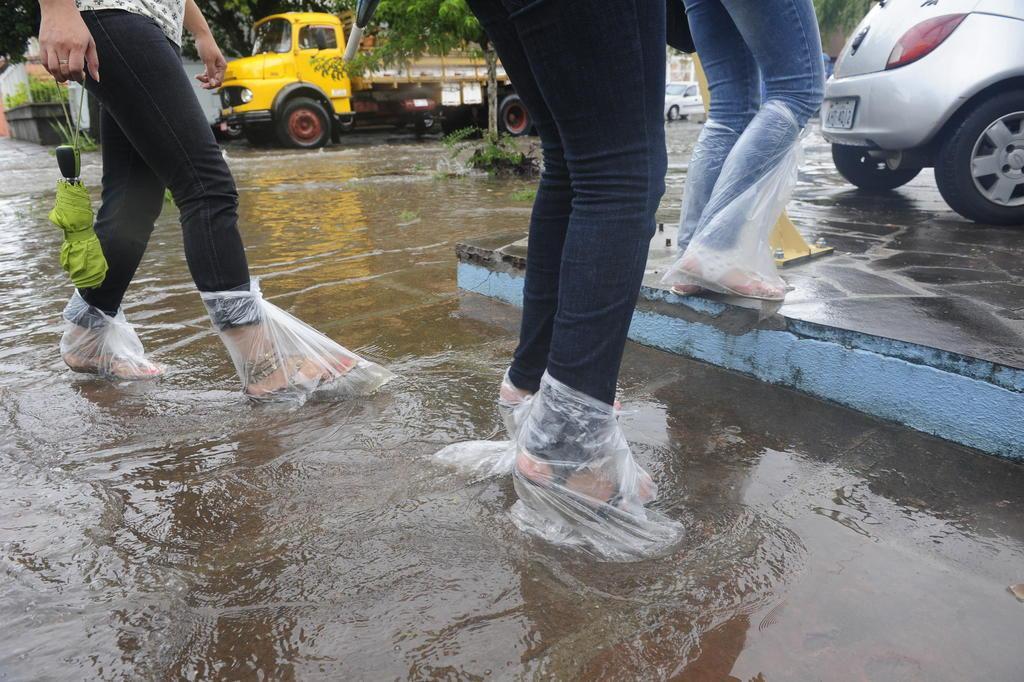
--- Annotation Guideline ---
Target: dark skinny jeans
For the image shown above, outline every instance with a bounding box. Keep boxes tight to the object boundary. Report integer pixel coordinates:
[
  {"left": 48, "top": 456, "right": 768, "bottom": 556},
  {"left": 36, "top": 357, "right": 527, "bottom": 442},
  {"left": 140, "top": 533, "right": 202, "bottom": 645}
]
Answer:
[
  {"left": 466, "top": 0, "right": 667, "bottom": 405},
  {"left": 75, "top": 9, "right": 249, "bottom": 321}
]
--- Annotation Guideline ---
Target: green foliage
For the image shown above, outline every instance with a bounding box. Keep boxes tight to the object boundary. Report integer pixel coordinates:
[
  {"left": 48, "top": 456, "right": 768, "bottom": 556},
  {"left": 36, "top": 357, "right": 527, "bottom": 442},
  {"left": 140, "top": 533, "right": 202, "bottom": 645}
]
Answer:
[
  {"left": 441, "top": 124, "right": 480, "bottom": 149},
  {"left": 813, "top": 0, "right": 872, "bottom": 36},
  {"left": 0, "top": 0, "right": 38, "bottom": 62},
  {"left": 510, "top": 187, "right": 536, "bottom": 202},
  {"left": 397, "top": 209, "right": 420, "bottom": 222},
  {"left": 3, "top": 77, "right": 69, "bottom": 109},
  {"left": 315, "top": 0, "right": 485, "bottom": 79},
  {"left": 443, "top": 126, "right": 537, "bottom": 177}
]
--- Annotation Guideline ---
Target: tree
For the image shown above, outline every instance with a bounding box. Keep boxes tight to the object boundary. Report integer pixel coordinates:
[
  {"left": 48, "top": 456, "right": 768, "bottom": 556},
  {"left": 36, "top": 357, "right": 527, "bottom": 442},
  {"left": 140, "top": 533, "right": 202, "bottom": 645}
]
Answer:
[
  {"left": 318, "top": 0, "right": 501, "bottom": 133},
  {"left": 0, "top": 0, "right": 39, "bottom": 62},
  {"left": 814, "top": 0, "right": 872, "bottom": 38}
]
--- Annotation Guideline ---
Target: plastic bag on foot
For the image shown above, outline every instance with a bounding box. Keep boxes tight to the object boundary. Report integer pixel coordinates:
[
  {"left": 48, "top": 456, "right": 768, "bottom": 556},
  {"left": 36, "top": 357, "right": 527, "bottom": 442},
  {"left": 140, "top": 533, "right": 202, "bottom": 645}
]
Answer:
[
  {"left": 60, "top": 291, "right": 163, "bottom": 380},
  {"left": 434, "top": 370, "right": 527, "bottom": 478},
  {"left": 510, "top": 372, "right": 683, "bottom": 561},
  {"left": 201, "top": 280, "right": 393, "bottom": 402},
  {"left": 663, "top": 101, "right": 802, "bottom": 300}
]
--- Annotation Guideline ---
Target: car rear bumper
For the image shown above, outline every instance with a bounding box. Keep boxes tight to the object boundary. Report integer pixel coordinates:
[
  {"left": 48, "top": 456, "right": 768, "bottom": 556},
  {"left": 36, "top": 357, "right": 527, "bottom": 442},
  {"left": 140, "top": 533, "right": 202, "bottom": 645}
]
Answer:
[{"left": 822, "top": 12, "right": 1024, "bottom": 150}]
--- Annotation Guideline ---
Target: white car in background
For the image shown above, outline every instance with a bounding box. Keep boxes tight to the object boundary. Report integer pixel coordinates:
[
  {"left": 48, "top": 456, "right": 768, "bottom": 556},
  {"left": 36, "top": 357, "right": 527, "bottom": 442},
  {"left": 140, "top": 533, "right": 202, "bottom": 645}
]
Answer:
[
  {"left": 823, "top": 0, "right": 1024, "bottom": 225},
  {"left": 665, "top": 81, "right": 704, "bottom": 121}
]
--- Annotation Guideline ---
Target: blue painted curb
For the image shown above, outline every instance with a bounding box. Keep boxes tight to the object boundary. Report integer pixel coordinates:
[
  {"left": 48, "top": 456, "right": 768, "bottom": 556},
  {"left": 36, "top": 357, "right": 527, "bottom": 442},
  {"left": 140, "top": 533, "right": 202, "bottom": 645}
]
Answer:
[{"left": 457, "top": 261, "right": 1024, "bottom": 461}]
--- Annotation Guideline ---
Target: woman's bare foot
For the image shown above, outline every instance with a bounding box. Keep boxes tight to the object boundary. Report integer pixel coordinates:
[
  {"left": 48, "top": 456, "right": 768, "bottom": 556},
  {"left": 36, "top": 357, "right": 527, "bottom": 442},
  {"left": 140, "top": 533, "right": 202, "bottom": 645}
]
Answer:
[
  {"left": 62, "top": 352, "right": 164, "bottom": 380},
  {"left": 245, "top": 354, "right": 356, "bottom": 399},
  {"left": 676, "top": 255, "right": 785, "bottom": 300},
  {"left": 515, "top": 450, "right": 654, "bottom": 506}
]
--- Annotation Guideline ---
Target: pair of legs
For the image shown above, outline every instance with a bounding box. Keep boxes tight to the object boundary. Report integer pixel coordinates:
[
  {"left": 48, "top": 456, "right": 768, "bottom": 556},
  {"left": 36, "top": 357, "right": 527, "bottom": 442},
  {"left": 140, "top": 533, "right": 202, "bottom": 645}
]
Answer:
[
  {"left": 468, "top": 0, "right": 667, "bottom": 406},
  {"left": 467, "top": 0, "right": 666, "bottom": 507},
  {"left": 64, "top": 10, "right": 348, "bottom": 396},
  {"left": 673, "top": 0, "right": 824, "bottom": 298}
]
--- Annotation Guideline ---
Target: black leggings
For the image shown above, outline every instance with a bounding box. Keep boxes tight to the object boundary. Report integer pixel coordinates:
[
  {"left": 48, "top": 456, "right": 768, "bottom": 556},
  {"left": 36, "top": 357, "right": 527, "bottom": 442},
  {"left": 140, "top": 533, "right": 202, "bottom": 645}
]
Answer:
[{"left": 78, "top": 9, "right": 249, "bottom": 317}]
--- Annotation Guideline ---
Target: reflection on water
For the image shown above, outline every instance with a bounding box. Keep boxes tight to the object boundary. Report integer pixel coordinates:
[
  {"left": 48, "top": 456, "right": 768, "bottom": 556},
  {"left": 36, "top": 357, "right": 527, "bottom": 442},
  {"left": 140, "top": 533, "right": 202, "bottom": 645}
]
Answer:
[{"left": 1, "top": 128, "right": 1022, "bottom": 680}]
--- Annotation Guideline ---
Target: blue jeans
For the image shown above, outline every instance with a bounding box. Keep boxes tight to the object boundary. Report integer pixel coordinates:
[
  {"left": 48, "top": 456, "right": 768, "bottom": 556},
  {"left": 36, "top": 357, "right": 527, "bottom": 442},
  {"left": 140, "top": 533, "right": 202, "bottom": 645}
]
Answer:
[
  {"left": 677, "top": 0, "right": 824, "bottom": 250},
  {"left": 466, "top": 0, "right": 667, "bottom": 405},
  {"left": 76, "top": 10, "right": 250, "bottom": 320}
]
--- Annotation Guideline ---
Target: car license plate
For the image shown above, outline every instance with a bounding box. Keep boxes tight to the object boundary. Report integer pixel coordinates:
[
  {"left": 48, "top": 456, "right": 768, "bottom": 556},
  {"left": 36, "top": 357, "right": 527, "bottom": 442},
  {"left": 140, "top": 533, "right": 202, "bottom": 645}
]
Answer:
[
  {"left": 413, "top": 98, "right": 429, "bottom": 108},
  {"left": 824, "top": 98, "right": 857, "bottom": 129}
]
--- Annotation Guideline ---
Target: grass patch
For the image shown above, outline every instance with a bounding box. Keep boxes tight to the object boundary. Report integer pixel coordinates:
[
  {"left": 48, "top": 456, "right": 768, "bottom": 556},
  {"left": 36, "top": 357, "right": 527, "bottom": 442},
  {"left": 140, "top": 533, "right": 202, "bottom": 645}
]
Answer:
[{"left": 511, "top": 187, "right": 537, "bottom": 202}]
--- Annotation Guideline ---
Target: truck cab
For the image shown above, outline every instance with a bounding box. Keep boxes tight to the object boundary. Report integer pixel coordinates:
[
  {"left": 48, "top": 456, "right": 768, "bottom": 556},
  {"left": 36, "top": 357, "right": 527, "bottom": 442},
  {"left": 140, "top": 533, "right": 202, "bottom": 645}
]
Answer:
[{"left": 219, "top": 13, "right": 355, "bottom": 148}]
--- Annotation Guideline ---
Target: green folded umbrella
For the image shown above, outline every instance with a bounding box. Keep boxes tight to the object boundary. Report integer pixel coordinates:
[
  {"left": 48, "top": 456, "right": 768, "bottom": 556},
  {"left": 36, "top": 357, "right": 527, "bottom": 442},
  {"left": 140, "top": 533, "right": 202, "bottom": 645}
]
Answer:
[
  {"left": 50, "top": 89, "right": 108, "bottom": 290},
  {"left": 49, "top": 179, "right": 107, "bottom": 289}
]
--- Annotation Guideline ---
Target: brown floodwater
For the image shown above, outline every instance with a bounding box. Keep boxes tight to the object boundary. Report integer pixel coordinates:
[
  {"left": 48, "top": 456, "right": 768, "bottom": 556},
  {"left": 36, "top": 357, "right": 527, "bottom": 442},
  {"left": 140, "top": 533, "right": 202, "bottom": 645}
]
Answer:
[{"left": 1, "top": 126, "right": 1022, "bottom": 680}]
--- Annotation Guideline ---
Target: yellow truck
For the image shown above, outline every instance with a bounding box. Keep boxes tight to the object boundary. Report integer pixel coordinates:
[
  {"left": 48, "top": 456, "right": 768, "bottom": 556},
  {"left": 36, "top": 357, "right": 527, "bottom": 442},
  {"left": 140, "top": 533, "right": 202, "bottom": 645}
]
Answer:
[{"left": 218, "top": 12, "right": 529, "bottom": 148}]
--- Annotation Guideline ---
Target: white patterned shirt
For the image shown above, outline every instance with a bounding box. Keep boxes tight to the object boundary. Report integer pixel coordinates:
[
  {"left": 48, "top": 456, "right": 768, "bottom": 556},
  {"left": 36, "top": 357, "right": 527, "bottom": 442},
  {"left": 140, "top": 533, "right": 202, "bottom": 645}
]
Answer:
[{"left": 76, "top": 0, "right": 185, "bottom": 45}]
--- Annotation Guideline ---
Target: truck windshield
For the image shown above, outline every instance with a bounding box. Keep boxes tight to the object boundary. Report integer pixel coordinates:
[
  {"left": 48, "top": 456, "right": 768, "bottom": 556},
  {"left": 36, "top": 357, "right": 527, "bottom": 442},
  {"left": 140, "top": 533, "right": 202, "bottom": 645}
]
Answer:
[{"left": 253, "top": 19, "right": 292, "bottom": 54}]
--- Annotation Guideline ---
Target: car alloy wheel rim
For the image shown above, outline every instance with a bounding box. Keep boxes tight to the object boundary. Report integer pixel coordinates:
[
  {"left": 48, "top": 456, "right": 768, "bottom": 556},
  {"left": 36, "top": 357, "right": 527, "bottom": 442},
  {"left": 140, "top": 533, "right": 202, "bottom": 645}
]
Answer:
[
  {"left": 970, "top": 111, "right": 1024, "bottom": 207},
  {"left": 289, "top": 110, "right": 322, "bottom": 142}
]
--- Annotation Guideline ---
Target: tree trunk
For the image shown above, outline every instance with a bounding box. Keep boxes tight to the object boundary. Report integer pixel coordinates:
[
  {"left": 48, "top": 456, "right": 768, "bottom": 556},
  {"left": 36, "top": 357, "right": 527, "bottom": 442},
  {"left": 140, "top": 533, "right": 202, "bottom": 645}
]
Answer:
[{"left": 485, "top": 44, "right": 498, "bottom": 136}]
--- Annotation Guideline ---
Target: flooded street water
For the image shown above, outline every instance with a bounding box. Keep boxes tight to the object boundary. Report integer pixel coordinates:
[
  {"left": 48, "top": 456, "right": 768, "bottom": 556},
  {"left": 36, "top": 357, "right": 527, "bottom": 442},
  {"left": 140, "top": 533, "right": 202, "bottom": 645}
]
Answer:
[{"left": 1, "top": 126, "right": 1022, "bottom": 680}]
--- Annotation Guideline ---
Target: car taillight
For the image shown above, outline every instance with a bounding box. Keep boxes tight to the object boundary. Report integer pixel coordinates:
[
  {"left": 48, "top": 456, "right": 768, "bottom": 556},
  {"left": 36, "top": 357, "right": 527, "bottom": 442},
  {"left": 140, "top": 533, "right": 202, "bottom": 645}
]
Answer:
[{"left": 886, "top": 14, "right": 966, "bottom": 69}]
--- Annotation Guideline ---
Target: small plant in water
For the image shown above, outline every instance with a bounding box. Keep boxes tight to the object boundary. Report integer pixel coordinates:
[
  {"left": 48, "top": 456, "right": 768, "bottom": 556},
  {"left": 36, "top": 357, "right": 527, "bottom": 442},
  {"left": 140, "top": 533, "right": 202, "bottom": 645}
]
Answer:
[
  {"left": 442, "top": 127, "right": 538, "bottom": 178},
  {"left": 398, "top": 209, "right": 420, "bottom": 223}
]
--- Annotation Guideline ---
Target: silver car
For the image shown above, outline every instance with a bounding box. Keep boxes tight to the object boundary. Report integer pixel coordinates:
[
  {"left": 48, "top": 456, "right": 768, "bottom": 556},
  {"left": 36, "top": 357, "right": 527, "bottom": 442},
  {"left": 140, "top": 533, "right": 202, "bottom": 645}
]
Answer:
[{"left": 822, "top": 0, "right": 1024, "bottom": 225}]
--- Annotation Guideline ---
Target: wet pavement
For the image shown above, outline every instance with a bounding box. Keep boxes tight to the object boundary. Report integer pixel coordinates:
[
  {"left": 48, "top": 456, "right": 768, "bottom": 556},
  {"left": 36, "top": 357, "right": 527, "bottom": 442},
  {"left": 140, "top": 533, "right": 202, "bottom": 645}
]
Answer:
[
  {"left": 487, "top": 127, "right": 1024, "bottom": 370},
  {"left": 2, "top": 126, "right": 1023, "bottom": 680}
]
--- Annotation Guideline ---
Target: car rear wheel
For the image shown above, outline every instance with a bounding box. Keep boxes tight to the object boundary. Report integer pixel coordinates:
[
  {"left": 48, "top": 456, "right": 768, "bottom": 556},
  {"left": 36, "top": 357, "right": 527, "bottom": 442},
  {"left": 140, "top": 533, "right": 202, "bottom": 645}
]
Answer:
[
  {"left": 935, "top": 91, "right": 1024, "bottom": 225},
  {"left": 499, "top": 95, "right": 531, "bottom": 137},
  {"left": 276, "top": 97, "right": 330, "bottom": 149},
  {"left": 832, "top": 144, "right": 921, "bottom": 191},
  {"left": 667, "top": 105, "right": 680, "bottom": 121}
]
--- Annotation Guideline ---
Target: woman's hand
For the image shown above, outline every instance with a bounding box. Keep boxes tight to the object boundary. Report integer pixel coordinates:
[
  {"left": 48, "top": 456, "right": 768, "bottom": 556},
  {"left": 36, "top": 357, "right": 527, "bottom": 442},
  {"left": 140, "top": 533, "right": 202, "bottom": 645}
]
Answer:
[
  {"left": 194, "top": 33, "right": 227, "bottom": 89},
  {"left": 38, "top": 0, "right": 100, "bottom": 83},
  {"left": 185, "top": 0, "right": 225, "bottom": 89}
]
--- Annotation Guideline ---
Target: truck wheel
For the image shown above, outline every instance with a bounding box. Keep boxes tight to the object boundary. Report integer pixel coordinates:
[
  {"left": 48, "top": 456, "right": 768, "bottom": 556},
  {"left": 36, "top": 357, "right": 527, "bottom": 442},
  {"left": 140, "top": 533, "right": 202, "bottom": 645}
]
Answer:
[
  {"left": 667, "top": 105, "right": 680, "bottom": 121},
  {"left": 277, "top": 97, "right": 330, "bottom": 149},
  {"left": 832, "top": 144, "right": 921, "bottom": 191},
  {"left": 499, "top": 95, "right": 531, "bottom": 136},
  {"left": 934, "top": 90, "right": 1024, "bottom": 225}
]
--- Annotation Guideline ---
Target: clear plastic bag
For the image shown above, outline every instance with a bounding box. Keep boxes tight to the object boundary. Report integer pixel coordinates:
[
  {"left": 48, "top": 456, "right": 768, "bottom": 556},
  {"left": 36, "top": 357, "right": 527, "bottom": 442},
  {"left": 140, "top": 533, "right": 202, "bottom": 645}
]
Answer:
[
  {"left": 60, "top": 291, "right": 164, "bottom": 380},
  {"left": 677, "top": 119, "right": 740, "bottom": 253},
  {"left": 437, "top": 371, "right": 684, "bottom": 560},
  {"left": 201, "top": 280, "right": 394, "bottom": 403},
  {"left": 664, "top": 101, "right": 802, "bottom": 300},
  {"left": 434, "top": 370, "right": 526, "bottom": 478},
  {"left": 510, "top": 372, "right": 683, "bottom": 560}
]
